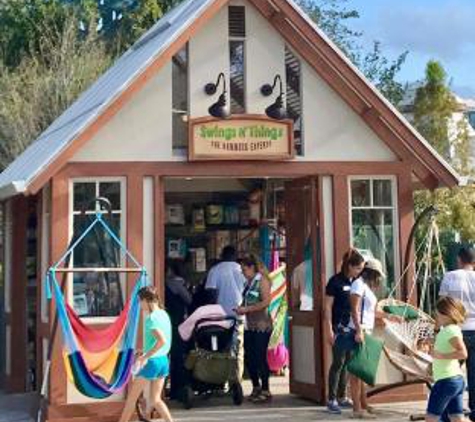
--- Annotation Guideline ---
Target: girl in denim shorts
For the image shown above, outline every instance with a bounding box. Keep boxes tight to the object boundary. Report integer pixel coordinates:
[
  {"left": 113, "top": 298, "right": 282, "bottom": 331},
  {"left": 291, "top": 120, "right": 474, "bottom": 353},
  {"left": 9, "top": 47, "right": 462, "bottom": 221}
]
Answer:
[{"left": 427, "top": 297, "right": 468, "bottom": 422}]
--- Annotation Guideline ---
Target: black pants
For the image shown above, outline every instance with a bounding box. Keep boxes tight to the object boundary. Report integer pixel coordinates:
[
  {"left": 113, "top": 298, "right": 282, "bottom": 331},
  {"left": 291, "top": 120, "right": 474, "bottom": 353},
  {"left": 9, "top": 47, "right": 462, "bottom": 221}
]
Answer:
[
  {"left": 244, "top": 330, "right": 271, "bottom": 391},
  {"left": 328, "top": 333, "right": 352, "bottom": 401},
  {"left": 169, "top": 326, "right": 186, "bottom": 400},
  {"left": 464, "top": 331, "right": 475, "bottom": 420}
]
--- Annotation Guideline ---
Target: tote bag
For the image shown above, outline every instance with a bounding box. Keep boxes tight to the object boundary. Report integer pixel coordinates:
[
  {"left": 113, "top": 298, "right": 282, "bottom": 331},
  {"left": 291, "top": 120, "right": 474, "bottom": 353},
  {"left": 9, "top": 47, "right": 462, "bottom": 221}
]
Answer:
[{"left": 347, "top": 332, "right": 384, "bottom": 387}]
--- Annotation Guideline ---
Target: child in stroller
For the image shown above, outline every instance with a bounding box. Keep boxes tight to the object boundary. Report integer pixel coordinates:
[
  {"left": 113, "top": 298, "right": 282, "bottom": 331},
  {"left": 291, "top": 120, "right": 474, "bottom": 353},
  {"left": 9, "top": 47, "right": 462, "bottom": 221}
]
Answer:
[{"left": 178, "top": 304, "right": 244, "bottom": 409}]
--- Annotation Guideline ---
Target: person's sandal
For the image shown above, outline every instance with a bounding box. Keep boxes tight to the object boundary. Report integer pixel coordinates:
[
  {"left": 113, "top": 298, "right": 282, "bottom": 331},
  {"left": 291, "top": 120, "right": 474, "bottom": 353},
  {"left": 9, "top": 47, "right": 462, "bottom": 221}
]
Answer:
[
  {"left": 252, "top": 391, "right": 272, "bottom": 403},
  {"left": 248, "top": 387, "right": 261, "bottom": 401},
  {"left": 350, "top": 411, "right": 376, "bottom": 420}
]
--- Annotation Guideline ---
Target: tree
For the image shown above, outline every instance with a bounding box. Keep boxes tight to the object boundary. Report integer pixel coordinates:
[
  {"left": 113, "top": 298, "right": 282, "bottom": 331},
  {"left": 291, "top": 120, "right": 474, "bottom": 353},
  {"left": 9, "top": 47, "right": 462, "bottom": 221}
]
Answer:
[
  {"left": 413, "top": 61, "right": 475, "bottom": 241},
  {"left": 0, "top": 11, "right": 112, "bottom": 169},
  {"left": 297, "top": 0, "right": 408, "bottom": 105}
]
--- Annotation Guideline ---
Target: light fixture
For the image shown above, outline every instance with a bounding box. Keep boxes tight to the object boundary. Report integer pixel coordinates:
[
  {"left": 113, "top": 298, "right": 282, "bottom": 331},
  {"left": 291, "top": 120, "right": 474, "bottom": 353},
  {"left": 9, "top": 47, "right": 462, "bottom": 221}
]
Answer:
[
  {"left": 204, "top": 72, "right": 230, "bottom": 119},
  {"left": 261, "top": 74, "right": 287, "bottom": 120}
]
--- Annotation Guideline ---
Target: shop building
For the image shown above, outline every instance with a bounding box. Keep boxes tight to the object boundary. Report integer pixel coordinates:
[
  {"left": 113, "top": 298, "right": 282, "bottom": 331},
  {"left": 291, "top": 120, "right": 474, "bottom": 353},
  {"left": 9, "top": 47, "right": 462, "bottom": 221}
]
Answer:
[{"left": 0, "top": 0, "right": 459, "bottom": 421}]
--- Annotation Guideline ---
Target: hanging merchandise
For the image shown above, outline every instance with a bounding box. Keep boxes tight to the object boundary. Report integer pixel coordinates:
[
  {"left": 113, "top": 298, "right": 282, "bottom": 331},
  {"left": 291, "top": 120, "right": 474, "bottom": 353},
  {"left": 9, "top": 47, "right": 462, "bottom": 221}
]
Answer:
[
  {"left": 166, "top": 204, "right": 185, "bottom": 225},
  {"left": 44, "top": 211, "right": 149, "bottom": 399},
  {"left": 239, "top": 207, "right": 250, "bottom": 227},
  {"left": 224, "top": 205, "right": 240, "bottom": 225},
  {"left": 248, "top": 189, "right": 262, "bottom": 225},
  {"left": 206, "top": 204, "right": 224, "bottom": 225},
  {"left": 190, "top": 248, "right": 207, "bottom": 273},
  {"left": 167, "top": 238, "right": 187, "bottom": 259},
  {"left": 259, "top": 225, "right": 271, "bottom": 270},
  {"left": 192, "top": 208, "right": 206, "bottom": 232}
]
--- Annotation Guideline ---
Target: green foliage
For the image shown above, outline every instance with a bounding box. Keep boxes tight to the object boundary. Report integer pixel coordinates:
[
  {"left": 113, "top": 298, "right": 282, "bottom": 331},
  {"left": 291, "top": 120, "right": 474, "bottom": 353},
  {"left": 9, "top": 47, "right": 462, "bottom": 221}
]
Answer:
[
  {"left": 0, "top": 11, "right": 112, "bottom": 169},
  {"left": 413, "top": 61, "right": 475, "bottom": 242},
  {"left": 296, "top": 0, "right": 407, "bottom": 105}
]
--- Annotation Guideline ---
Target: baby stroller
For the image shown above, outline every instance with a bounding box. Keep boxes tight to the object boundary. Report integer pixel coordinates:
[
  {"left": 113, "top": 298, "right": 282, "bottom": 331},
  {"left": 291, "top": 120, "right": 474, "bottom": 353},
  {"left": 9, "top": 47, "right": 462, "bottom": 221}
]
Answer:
[{"left": 180, "top": 310, "right": 244, "bottom": 409}]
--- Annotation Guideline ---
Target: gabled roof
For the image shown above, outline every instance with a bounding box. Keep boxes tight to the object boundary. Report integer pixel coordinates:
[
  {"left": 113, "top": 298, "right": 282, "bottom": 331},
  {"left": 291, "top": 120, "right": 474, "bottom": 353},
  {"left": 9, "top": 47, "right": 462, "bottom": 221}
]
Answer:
[{"left": 0, "top": 0, "right": 460, "bottom": 199}]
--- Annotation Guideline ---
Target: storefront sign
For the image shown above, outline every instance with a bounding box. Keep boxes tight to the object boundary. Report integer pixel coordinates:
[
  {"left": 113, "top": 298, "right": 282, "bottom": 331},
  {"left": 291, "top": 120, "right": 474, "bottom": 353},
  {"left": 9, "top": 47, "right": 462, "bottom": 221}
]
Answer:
[{"left": 189, "top": 116, "right": 294, "bottom": 161}]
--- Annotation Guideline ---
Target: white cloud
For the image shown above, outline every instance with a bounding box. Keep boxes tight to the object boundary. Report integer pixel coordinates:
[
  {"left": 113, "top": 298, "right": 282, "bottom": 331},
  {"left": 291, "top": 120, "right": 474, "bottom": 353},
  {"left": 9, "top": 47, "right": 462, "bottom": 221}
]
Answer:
[{"left": 377, "top": 1, "right": 475, "bottom": 61}]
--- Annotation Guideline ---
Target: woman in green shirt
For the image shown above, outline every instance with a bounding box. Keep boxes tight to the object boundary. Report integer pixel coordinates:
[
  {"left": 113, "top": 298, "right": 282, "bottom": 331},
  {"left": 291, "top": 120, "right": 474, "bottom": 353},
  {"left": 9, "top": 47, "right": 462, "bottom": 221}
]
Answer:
[
  {"left": 426, "top": 296, "right": 468, "bottom": 422},
  {"left": 119, "top": 286, "right": 174, "bottom": 422}
]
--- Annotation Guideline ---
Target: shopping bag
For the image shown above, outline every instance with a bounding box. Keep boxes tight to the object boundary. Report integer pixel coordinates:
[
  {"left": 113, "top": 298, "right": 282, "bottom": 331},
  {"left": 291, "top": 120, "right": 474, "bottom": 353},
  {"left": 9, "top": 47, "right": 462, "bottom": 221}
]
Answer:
[{"left": 346, "top": 333, "right": 384, "bottom": 386}]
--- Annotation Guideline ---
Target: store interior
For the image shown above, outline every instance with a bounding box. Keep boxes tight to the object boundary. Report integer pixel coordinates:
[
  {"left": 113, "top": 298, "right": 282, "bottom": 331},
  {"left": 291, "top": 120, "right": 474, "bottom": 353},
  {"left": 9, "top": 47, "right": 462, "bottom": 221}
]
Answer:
[{"left": 164, "top": 177, "right": 289, "bottom": 293}]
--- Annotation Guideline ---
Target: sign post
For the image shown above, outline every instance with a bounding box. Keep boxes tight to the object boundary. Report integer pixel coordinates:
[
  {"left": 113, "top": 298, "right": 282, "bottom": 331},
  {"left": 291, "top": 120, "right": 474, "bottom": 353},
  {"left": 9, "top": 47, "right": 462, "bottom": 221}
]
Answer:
[{"left": 189, "top": 115, "right": 294, "bottom": 161}]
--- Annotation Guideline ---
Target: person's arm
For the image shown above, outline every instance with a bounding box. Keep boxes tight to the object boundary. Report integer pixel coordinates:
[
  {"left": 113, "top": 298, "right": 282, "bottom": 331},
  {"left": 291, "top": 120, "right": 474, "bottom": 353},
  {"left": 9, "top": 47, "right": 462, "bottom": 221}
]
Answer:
[
  {"left": 325, "top": 295, "right": 335, "bottom": 345},
  {"left": 175, "top": 281, "right": 192, "bottom": 305},
  {"left": 138, "top": 329, "right": 166, "bottom": 363},
  {"left": 350, "top": 293, "right": 364, "bottom": 343},
  {"left": 237, "top": 276, "right": 271, "bottom": 314},
  {"left": 433, "top": 336, "right": 467, "bottom": 360}
]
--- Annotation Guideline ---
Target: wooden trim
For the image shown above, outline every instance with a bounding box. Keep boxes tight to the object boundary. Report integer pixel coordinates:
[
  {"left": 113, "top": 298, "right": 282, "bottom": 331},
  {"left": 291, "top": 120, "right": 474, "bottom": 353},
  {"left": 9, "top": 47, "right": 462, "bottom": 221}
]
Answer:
[
  {"left": 36, "top": 190, "right": 44, "bottom": 390},
  {"left": 368, "top": 382, "right": 427, "bottom": 404},
  {"left": 247, "top": 0, "right": 458, "bottom": 189},
  {"left": 332, "top": 175, "right": 349, "bottom": 270},
  {"left": 63, "top": 161, "right": 406, "bottom": 178},
  {"left": 49, "top": 173, "right": 70, "bottom": 405},
  {"left": 397, "top": 169, "right": 415, "bottom": 302},
  {"left": 188, "top": 114, "right": 295, "bottom": 161},
  {"left": 48, "top": 401, "right": 125, "bottom": 422},
  {"left": 9, "top": 195, "right": 28, "bottom": 393},
  {"left": 154, "top": 177, "right": 165, "bottom": 297},
  {"left": 26, "top": 0, "right": 230, "bottom": 195}
]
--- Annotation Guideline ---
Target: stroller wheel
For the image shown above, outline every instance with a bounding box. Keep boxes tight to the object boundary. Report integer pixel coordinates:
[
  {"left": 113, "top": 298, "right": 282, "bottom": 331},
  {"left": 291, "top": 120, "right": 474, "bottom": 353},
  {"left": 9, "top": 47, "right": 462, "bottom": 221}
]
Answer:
[
  {"left": 231, "top": 383, "right": 243, "bottom": 406},
  {"left": 183, "top": 386, "right": 194, "bottom": 410}
]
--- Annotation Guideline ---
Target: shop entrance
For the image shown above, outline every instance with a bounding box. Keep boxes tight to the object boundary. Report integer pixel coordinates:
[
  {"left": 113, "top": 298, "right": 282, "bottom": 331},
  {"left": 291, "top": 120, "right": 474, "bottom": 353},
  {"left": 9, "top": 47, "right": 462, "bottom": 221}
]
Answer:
[{"left": 163, "top": 176, "right": 324, "bottom": 402}]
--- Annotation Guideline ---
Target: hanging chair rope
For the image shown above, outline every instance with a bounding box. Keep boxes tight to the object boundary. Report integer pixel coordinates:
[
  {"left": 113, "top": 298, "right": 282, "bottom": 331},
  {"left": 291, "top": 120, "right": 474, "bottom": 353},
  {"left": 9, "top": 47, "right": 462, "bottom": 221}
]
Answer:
[{"left": 45, "top": 211, "right": 150, "bottom": 399}]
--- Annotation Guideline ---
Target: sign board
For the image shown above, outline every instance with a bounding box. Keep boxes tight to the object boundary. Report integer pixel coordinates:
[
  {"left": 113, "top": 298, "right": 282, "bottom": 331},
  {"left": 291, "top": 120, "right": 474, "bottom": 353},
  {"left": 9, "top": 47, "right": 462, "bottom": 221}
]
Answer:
[{"left": 189, "top": 115, "right": 294, "bottom": 161}]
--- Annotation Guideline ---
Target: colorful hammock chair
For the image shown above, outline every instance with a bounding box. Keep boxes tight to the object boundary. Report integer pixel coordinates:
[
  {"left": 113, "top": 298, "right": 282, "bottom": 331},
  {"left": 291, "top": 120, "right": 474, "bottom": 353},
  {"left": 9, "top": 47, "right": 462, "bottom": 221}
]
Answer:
[{"left": 45, "top": 212, "right": 149, "bottom": 399}]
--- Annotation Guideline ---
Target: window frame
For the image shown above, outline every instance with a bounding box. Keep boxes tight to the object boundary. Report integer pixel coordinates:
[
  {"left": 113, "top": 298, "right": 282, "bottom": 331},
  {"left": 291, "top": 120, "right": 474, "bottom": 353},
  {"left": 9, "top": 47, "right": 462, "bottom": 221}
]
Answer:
[
  {"left": 68, "top": 177, "right": 127, "bottom": 323},
  {"left": 228, "top": 5, "right": 247, "bottom": 115},
  {"left": 348, "top": 176, "right": 400, "bottom": 290}
]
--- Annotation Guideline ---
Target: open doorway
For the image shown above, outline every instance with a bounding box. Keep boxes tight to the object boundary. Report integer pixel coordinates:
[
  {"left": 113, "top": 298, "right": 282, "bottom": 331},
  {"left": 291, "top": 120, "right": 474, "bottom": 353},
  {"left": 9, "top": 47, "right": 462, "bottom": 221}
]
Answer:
[{"left": 163, "top": 176, "right": 325, "bottom": 404}]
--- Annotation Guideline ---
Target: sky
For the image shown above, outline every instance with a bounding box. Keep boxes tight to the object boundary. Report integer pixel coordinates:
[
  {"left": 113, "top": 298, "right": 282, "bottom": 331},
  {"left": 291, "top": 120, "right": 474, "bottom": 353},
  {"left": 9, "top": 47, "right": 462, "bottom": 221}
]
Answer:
[{"left": 349, "top": 0, "right": 475, "bottom": 98}]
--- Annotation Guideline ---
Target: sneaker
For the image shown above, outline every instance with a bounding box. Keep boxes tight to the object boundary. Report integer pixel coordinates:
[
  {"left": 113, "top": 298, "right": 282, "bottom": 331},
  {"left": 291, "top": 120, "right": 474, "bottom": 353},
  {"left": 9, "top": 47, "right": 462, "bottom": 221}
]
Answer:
[
  {"left": 248, "top": 387, "right": 261, "bottom": 401},
  {"left": 327, "top": 400, "right": 342, "bottom": 414},
  {"left": 252, "top": 390, "right": 272, "bottom": 403},
  {"left": 338, "top": 398, "right": 353, "bottom": 409}
]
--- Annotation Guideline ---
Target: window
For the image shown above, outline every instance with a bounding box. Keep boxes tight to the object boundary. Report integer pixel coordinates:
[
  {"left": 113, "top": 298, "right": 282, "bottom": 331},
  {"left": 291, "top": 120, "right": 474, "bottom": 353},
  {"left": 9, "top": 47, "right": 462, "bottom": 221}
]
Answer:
[
  {"left": 172, "top": 45, "right": 189, "bottom": 150},
  {"left": 350, "top": 178, "right": 398, "bottom": 291},
  {"left": 467, "top": 111, "right": 475, "bottom": 130},
  {"left": 71, "top": 180, "right": 126, "bottom": 318},
  {"left": 286, "top": 47, "right": 303, "bottom": 155},
  {"left": 229, "top": 6, "right": 246, "bottom": 114}
]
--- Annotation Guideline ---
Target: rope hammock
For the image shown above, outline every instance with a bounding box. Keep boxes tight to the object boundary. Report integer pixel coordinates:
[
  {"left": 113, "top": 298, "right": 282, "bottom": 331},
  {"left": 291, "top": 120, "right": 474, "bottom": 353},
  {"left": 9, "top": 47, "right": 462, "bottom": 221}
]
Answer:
[
  {"left": 377, "top": 218, "right": 445, "bottom": 382},
  {"left": 45, "top": 212, "right": 149, "bottom": 399}
]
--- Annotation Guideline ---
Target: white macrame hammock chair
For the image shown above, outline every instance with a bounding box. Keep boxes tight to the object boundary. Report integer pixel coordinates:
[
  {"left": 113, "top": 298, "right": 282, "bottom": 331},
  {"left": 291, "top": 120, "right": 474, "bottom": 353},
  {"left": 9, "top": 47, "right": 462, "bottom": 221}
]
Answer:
[{"left": 377, "top": 219, "right": 445, "bottom": 383}]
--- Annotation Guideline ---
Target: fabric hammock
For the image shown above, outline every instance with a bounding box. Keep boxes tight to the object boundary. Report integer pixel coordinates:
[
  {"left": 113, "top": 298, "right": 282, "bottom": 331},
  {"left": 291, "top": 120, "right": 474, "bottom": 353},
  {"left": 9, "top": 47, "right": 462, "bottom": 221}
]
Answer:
[{"left": 45, "top": 212, "right": 149, "bottom": 399}]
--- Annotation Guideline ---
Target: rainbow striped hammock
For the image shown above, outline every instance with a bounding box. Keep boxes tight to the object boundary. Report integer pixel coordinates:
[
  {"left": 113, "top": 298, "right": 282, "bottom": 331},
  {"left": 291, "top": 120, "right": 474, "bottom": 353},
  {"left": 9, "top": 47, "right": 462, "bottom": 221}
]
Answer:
[{"left": 45, "top": 213, "right": 148, "bottom": 399}]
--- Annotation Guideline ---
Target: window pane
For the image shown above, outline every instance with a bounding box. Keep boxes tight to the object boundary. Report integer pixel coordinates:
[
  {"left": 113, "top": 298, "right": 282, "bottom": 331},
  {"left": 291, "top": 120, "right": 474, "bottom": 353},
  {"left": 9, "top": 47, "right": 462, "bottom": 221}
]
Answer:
[
  {"left": 351, "top": 180, "right": 371, "bottom": 207},
  {"left": 172, "top": 45, "right": 189, "bottom": 150},
  {"left": 74, "top": 183, "right": 96, "bottom": 212},
  {"left": 373, "top": 180, "right": 392, "bottom": 207},
  {"left": 230, "top": 40, "right": 245, "bottom": 114},
  {"left": 72, "top": 213, "right": 124, "bottom": 317},
  {"left": 99, "top": 182, "right": 121, "bottom": 211},
  {"left": 285, "top": 47, "right": 303, "bottom": 155},
  {"left": 352, "top": 209, "right": 395, "bottom": 292}
]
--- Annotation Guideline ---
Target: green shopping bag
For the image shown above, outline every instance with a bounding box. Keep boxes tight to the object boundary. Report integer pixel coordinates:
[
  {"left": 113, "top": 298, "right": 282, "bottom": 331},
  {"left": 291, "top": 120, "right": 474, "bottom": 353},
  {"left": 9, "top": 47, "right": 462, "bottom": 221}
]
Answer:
[{"left": 346, "top": 333, "right": 384, "bottom": 387}]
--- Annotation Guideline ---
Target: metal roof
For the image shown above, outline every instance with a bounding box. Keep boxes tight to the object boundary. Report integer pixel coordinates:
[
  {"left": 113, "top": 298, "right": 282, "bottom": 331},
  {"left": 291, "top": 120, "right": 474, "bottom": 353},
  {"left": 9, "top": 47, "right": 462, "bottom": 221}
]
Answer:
[
  {"left": 0, "top": 0, "right": 460, "bottom": 200},
  {"left": 0, "top": 0, "right": 218, "bottom": 200}
]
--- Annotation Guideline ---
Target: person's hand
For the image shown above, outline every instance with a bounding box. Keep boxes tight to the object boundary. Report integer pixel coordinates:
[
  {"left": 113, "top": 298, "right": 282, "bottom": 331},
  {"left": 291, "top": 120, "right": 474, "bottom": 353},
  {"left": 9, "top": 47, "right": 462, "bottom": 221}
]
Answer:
[
  {"left": 432, "top": 350, "right": 444, "bottom": 360},
  {"left": 327, "top": 328, "right": 335, "bottom": 346},
  {"left": 355, "top": 330, "right": 365, "bottom": 344},
  {"left": 136, "top": 354, "right": 147, "bottom": 367},
  {"left": 235, "top": 306, "right": 247, "bottom": 315}
]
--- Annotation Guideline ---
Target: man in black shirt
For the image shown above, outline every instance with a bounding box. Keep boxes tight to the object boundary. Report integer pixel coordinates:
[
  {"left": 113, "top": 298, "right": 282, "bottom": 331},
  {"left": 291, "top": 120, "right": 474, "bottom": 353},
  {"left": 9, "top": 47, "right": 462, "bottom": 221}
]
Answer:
[{"left": 325, "top": 249, "right": 365, "bottom": 414}]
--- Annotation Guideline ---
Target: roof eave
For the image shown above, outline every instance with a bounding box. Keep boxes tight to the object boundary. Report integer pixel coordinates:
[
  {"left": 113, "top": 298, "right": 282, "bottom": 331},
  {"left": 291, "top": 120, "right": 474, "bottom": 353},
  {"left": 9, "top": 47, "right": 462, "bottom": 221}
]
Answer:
[{"left": 0, "top": 181, "right": 27, "bottom": 201}]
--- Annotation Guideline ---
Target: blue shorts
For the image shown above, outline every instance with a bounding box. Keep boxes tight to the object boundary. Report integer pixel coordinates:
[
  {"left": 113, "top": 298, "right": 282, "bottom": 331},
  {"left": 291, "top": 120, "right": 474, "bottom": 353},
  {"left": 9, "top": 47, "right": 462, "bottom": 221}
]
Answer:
[
  {"left": 137, "top": 356, "right": 169, "bottom": 381},
  {"left": 427, "top": 375, "right": 465, "bottom": 418}
]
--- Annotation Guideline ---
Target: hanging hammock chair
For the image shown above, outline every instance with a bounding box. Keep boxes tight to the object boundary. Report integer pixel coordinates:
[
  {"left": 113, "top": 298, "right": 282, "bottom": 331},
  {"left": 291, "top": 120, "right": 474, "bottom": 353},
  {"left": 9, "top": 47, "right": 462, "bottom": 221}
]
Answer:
[
  {"left": 369, "top": 217, "right": 445, "bottom": 398},
  {"left": 45, "top": 211, "right": 149, "bottom": 399}
]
